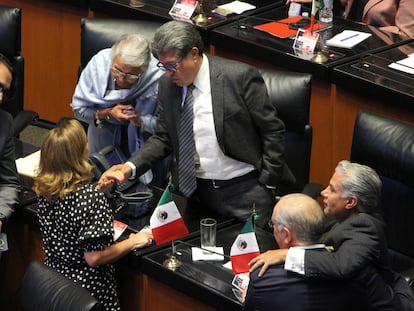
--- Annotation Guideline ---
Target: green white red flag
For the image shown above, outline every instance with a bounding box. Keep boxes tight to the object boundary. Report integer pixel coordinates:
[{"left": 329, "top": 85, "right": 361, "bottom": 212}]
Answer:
[
  {"left": 150, "top": 184, "right": 189, "bottom": 245},
  {"left": 230, "top": 214, "right": 260, "bottom": 274}
]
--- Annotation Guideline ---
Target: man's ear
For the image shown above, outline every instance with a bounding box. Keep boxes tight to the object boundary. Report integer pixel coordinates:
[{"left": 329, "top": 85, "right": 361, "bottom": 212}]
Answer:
[
  {"left": 281, "top": 226, "right": 293, "bottom": 246},
  {"left": 344, "top": 196, "right": 358, "bottom": 210}
]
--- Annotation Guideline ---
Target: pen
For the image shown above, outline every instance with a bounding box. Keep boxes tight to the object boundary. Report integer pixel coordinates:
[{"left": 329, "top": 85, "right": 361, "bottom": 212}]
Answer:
[{"left": 340, "top": 33, "right": 359, "bottom": 42}]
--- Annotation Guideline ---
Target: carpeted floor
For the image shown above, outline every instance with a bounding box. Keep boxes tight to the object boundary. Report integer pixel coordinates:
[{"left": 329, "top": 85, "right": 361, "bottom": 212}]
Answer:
[{"left": 19, "top": 124, "right": 51, "bottom": 147}]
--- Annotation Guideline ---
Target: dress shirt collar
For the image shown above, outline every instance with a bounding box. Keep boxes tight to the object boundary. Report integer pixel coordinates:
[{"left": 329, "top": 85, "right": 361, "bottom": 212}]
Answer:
[
  {"left": 294, "top": 244, "right": 326, "bottom": 250},
  {"left": 191, "top": 53, "right": 209, "bottom": 94}
]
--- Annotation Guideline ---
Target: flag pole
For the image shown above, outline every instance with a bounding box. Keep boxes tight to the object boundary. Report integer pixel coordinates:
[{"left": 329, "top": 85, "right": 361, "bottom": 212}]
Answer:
[{"left": 252, "top": 202, "right": 256, "bottom": 232}]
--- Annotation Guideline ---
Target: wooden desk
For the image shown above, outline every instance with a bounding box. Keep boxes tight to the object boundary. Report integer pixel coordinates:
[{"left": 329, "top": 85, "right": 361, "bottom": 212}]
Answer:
[{"left": 209, "top": 6, "right": 413, "bottom": 185}]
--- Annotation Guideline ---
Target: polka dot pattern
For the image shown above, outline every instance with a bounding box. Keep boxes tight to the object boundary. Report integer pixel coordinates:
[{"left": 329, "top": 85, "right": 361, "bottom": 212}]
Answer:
[{"left": 37, "top": 184, "right": 120, "bottom": 310}]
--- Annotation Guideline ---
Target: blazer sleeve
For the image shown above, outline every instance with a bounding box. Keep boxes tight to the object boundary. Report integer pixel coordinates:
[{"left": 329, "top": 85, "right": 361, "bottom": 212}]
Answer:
[
  {"left": 304, "top": 215, "right": 382, "bottom": 279},
  {"left": 128, "top": 75, "right": 177, "bottom": 177}
]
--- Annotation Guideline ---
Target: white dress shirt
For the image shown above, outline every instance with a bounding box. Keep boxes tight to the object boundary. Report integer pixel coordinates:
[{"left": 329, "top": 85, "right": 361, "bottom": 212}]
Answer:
[
  {"left": 284, "top": 244, "right": 326, "bottom": 275},
  {"left": 191, "top": 55, "right": 255, "bottom": 181}
]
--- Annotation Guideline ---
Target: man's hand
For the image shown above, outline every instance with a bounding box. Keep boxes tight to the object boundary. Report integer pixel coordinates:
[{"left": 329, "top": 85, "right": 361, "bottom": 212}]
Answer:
[
  {"left": 111, "top": 104, "right": 137, "bottom": 122},
  {"left": 248, "top": 249, "right": 288, "bottom": 277},
  {"left": 96, "top": 164, "right": 131, "bottom": 192}
]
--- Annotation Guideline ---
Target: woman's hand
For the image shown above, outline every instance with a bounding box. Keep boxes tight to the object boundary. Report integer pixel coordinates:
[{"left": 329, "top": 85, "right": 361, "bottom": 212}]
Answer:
[
  {"left": 96, "top": 164, "right": 130, "bottom": 192},
  {"left": 128, "top": 231, "right": 154, "bottom": 250}
]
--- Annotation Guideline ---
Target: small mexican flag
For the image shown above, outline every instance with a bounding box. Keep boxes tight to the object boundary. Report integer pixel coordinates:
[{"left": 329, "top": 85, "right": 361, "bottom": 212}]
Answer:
[
  {"left": 150, "top": 183, "right": 189, "bottom": 246},
  {"left": 230, "top": 214, "right": 260, "bottom": 274}
]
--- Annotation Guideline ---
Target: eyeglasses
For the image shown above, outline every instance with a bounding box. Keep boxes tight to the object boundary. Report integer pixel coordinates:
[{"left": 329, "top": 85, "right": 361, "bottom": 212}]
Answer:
[
  {"left": 156, "top": 57, "right": 184, "bottom": 72},
  {"left": 0, "top": 84, "right": 10, "bottom": 98},
  {"left": 111, "top": 67, "right": 142, "bottom": 82}
]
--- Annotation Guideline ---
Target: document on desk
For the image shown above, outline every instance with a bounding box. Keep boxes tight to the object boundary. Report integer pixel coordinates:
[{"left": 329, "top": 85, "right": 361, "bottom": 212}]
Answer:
[
  {"left": 326, "top": 30, "right": 371, "bottom": 48},
  {"left": 388, "top": 53, "right": 414, "bottom": 75},
  {"left": 254, "top": 16, "right": 327, "bottom": 39},
  {"left": 15, "top": 150, "right": 40, "bottom": 178},
  {"left": 213, "top": 0, "right": 256, "bottom": 15}
]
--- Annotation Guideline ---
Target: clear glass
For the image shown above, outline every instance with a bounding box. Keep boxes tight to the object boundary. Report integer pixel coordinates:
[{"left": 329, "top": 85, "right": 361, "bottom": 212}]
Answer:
[{"left": 200, "top": 218, "right": 217, "bottom": 252}]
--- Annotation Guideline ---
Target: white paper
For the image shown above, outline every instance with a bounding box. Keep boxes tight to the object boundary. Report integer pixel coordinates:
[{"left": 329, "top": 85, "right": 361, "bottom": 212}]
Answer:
[
  {"left": 388, "top": 54, "right": 414, "bottom": 75},
  {"left": 15, "top": 150, "right": 40, "bottom": 177},
  {"left": 192, "top": 246, "right": 224, "bottom": 261},
  {"left": 216, "top": 1, "right": 256, "bottom": 14},
  {"left": 223, "top": 260, "right": 232, "bottom": 270},
  {"left": 396, "top": 56, "right": 414, "bottom": 69},
  {"left": 388, "top": 62, "right": 414, "bottom": 75},
  {"left": 326, "top": 30, "right": 371, "bottom": 48}
]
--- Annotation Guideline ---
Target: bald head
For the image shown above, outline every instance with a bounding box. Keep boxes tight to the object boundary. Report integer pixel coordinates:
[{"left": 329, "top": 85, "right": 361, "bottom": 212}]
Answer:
[{"left": 272, "top": 193, "right": 325, "bottom": 247}]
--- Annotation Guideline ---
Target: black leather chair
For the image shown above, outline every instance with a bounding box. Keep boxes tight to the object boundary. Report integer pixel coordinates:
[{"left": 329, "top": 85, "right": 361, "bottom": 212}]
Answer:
[
  {"left": 20, "top": 261, "right": 103, "bottom": 311},
  {"left": 0, "top": 5, "right": 38, "bottom": 137},
  {"left": 80, "top": 17, "right": 163, "bottom": 74},
  {"left": 259, "top": 69, "right": 323, "bottom": 197},
  {"left": 350, "top": 110, "right": 414, "bottom": 287}
]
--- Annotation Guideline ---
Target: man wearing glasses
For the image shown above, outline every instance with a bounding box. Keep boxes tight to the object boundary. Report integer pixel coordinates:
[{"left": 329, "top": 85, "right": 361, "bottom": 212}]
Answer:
[
  {"left": 98, "top": 21, "right": 294, "bottom": 228},
  {"left": 0, "top": 53, "right": 19, "bottom": 237},
  {"left": 71, "top": 34, "right": 166, "bottom": 185}
]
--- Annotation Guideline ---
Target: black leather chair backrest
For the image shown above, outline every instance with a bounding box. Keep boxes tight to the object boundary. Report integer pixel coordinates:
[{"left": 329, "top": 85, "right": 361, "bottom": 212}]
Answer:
[
  {"left": 351, "top": 111, "right": 414, "bottom": 272},
  {"left": 0, "top": 5, "right": 24, "bottom": 118},
  {"left": 259, "top": 69, "right": 313, "bottom": 194},
  {"left": 80, "top": 18, "right": 163, "bottom": 72},
  {"left": 0, "top": 5, "right": 38, "bottom": 136},
  {"left": 20, "top": 261, "right": 103, "bottom": 311}
]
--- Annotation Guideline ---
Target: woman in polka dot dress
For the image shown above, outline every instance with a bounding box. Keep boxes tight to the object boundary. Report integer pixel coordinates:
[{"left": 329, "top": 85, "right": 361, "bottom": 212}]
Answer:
[{"left": 33, "top": 119, "right": 153, "bottom": 310}]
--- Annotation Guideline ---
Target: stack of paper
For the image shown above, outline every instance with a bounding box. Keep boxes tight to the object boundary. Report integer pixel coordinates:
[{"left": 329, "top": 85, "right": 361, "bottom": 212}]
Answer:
[
  {"left": 388, "top": 53, "right": 414, "bottom": 75},
  {"left": 15, "top": 150, "right": 40, "bottom": 178},
  {"left": 326, "top": 30, "right": 371, "bottom": 48},
  {"left": 213, "top": 0, "right": 256, "bottom": 15}
]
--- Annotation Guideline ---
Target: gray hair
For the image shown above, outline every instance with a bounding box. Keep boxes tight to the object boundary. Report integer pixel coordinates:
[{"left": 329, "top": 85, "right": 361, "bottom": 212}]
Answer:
[
  {"left": 110, "top": 34, "right": 151, "bottom": 71},
  {"left": 274, "top": 193, "right": 325, "bottom": 245},
  {"left": 152, "top": 20, "right": 204, "bottom": 58},
  {"left": 335, "top": 160, "right": 382, "bottom": 214}
]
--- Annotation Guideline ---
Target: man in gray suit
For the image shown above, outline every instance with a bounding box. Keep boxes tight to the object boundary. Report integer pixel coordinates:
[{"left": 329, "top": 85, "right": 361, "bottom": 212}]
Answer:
[{"left": 98, "top": 20, "right": 293, "bottom": 227}]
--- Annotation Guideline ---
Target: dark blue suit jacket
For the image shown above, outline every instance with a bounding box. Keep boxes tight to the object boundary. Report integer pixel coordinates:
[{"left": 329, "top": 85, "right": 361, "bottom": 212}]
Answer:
[
  {"left": 0, "top": 109, "right": 19, "bottom": 222},
  {"left": 244, "top": 254, "right": 368, "bottom": 311}
]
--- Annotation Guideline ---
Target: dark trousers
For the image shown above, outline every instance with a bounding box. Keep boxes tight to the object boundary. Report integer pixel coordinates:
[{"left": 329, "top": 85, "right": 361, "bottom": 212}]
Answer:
[{"left": 190, "top": 174, "right": 275, "bottom": 228}]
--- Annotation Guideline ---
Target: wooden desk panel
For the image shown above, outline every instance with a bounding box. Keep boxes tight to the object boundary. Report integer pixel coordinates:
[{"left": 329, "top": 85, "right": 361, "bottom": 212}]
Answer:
[{"left": 143, "top": 275, "right": 217, "bottom": 311}]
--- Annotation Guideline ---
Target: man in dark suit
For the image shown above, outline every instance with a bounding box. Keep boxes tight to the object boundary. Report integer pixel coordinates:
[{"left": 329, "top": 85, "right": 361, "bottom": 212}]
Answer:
[
  {"left": 244, "top": 193, "right": 369, "bottom": 311},
  {"left": 0, "top": 53, "right": 19, "bottom": 233},
  {"left": 98, "top": 20, "right": 294, "bottom": 228},
  {"left": 249, "top": 160, "right": 414, "bottom": 310}
]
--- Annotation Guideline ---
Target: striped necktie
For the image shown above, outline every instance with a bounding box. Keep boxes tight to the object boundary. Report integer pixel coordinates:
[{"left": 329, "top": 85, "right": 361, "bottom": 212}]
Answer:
[{"left": 178, "top": 84, "right": 196, "bottom": 197}]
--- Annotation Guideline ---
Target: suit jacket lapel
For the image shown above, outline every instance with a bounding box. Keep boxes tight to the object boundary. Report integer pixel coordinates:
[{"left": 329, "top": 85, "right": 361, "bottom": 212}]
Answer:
[{"left": 208, "top": 56, "right": 225, "bottom": 150}]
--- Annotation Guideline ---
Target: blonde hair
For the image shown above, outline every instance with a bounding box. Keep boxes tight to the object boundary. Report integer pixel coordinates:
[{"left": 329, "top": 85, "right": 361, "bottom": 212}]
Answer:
[{"left": 33, "top": 119, "right": 93, "bottom": 201}]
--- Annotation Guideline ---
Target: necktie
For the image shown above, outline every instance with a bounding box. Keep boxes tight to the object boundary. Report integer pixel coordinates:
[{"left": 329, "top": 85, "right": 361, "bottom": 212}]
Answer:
[{"left": 178, "top": 85, "right": 196, "bottom": 197}]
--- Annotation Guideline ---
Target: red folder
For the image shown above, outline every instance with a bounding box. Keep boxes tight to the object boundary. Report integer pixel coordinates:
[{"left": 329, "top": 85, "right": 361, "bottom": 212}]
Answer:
[{"left": 254, "top": 16, "right": 326, "bottom": 39}]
